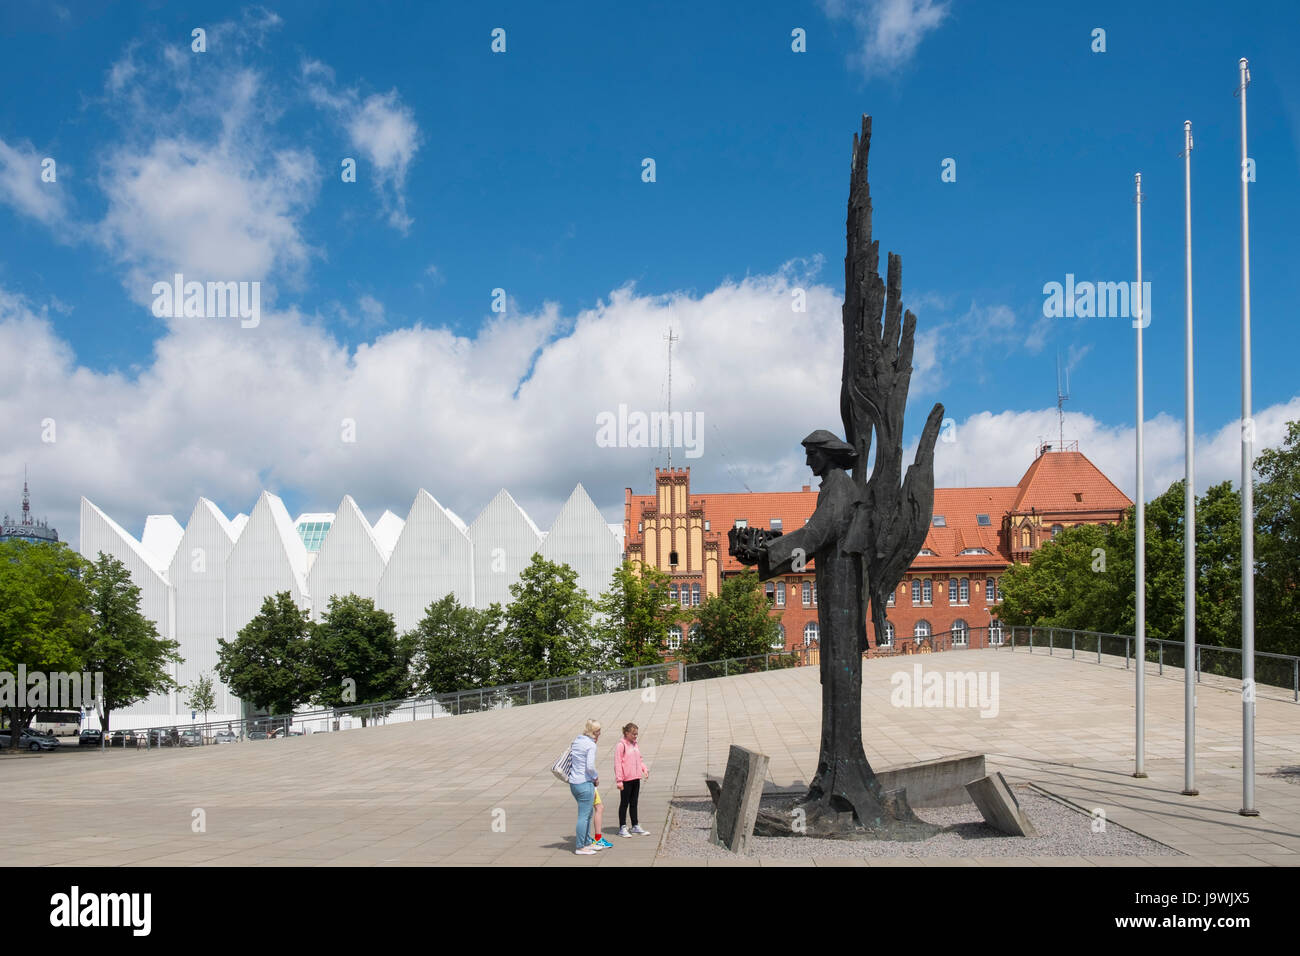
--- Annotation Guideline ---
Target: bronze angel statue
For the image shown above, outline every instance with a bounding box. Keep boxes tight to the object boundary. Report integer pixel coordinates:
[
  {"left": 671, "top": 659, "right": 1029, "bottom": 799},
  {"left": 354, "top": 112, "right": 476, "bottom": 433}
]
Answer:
[{"left": 732, "top": 116, "right": 944, "bottom": 837}]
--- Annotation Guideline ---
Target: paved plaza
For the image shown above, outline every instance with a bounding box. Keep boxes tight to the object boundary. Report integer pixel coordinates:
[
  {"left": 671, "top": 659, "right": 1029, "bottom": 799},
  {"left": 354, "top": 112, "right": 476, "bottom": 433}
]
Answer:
[{"left": 2, "top": 647, "right": 1297, "bottom": 867}]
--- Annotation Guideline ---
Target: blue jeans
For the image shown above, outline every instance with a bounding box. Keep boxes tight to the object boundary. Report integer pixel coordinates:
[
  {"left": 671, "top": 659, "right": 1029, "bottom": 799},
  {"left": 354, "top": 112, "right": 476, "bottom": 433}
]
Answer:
[{"left": 570, "top": 782, "right": 595, "bottom": 849}]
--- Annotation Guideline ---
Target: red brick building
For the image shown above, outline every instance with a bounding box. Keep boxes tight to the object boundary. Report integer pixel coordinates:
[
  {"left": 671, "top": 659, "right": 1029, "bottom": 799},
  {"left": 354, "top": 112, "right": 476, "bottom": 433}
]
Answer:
[{"left": 623, "top": 442, "right": 1132, "bottom": 654}]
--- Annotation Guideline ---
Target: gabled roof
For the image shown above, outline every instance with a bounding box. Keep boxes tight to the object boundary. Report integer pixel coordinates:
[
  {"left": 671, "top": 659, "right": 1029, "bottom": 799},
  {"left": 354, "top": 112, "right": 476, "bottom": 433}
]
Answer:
[
  {"left": 1013, "top": 450, "right": 1132, "bottom": 514},
  {"left": 370, "top": 509, "right": 405, "bottom": 559},
  {"left": 229, "top": 491, "right": 310, "bottom": 597},
  {"left": 916, "top": 487, "right": 1020, "bottom": 569},
  {"left": 80, "top": 498, "right": 172, "bottom": 579},
  {"left": 141, "top": 514, "right": 185, "bottom": 569}
]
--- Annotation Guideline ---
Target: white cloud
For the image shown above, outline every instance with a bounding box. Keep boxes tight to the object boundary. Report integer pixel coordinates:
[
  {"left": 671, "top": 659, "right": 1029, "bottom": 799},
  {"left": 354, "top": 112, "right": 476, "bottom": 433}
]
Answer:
[
  {"left": 94, "top": 24, "right": 320, "bottom": 304},
  {"left": 927, "top": 401, "right": 1300, "bottom": 501},
  {"left": 2, "top": 275, "right": 1296, "bottom": 543},
  {"left": 823, "top": 0, "right": 951, "bottom": 77},
  {"left": 304, "top": 61, "right": 420, "bottom": 232},
  {"left": 0, "top": 137, "right": 70, "bottom": 227}
]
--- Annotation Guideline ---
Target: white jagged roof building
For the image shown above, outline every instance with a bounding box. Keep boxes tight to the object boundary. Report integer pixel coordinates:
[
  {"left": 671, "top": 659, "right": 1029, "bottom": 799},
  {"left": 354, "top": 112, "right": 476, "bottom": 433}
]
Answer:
[{"left": 78, "top": 485, "right": 623, "bottom": 728}]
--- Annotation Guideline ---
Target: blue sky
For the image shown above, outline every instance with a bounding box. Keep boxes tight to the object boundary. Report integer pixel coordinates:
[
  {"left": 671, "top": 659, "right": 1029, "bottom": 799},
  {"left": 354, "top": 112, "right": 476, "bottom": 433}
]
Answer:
[{"left": 1, "top": 0, "right": 1297, "bottom": 537}]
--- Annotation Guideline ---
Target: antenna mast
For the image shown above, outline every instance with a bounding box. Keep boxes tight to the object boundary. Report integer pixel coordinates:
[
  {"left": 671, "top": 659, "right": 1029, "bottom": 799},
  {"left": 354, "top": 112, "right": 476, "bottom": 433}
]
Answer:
[
  {"left": 1056, "top": 353, "right": 1070, "bottom": 451},
  {"left": 664, "top": 324, "right": 678, "bottom": 470}
]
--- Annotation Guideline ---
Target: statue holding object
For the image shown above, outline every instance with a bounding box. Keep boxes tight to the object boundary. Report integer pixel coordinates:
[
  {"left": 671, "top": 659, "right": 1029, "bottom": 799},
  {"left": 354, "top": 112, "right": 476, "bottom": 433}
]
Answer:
[{"left": 731, "top": 116, "right": 945, "bottom": 838}]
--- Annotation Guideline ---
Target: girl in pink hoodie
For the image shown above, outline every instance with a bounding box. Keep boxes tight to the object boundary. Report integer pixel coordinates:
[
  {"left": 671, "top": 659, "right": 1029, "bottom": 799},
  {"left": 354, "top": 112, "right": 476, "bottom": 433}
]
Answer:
[{"left": 615, "top": 722, "right": 651, "bottom": 836}]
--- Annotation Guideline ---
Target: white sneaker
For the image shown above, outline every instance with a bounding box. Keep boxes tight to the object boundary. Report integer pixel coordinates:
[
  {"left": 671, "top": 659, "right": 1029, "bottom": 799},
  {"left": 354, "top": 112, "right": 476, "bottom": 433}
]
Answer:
[
  {"left": 618, "top": 826, "right": 631, "bottom": 838},
  {"left": 575, "top": 846, "right": 597, "bottom": 855},
  {"left": 630, "top": 825, "right": 650, "bottom": 835}
]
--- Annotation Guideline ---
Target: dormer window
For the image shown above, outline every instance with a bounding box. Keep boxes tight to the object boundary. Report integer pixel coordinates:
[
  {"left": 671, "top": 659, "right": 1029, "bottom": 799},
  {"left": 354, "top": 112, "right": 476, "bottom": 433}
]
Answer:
[
  {"left": 770, "top": 518, "right": 783, "bottom": 532},
  {"left": 977, "top": 514, "right": 991, "bottom": 526},
  {"left": 932, "top": 515, "right": 946, "bottom": 527}
]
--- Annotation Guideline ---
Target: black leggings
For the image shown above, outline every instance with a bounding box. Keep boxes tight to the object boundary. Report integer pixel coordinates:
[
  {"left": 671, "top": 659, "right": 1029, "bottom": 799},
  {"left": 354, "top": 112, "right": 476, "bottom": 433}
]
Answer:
[{"left": 618, "top": 779, "right": 641, "bottom": 827}]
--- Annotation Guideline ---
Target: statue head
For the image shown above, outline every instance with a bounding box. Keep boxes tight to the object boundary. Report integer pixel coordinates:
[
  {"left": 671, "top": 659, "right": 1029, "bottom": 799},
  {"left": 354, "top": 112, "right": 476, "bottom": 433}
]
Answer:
[{"left": 801, "top": 430, "right": 856, "bottom": 476}]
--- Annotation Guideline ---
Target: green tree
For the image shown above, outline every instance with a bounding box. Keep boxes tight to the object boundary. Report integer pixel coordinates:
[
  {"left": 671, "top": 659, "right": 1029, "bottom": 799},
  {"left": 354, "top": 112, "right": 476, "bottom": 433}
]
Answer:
[
  {"left": 1255, "top": 420, "right": 1300, "bottom": 657},
  {"left": 185, "top": 671, "right": 217, "bottom": 730},
  {"left": 685, "top": 569, "right": 779, "bottom": 663},
  {"left": 998, "top": 481, "right": 1243, "bottom": 648},
  {"left": 0, "top": 541, "right": 91, "bottom": 749},
  {"left": 81, "top": 552, "right": 183, "bottom": 735},
  {"left": 594, "top": 562, "right": 677, "bottom": 668},
  {"left": 216, "top": 592, "right": 313, "bottom": 719},
  {"left": 409, "top": 595, "right": 504, "bottom": 694},
  {"left": 309, "top": 594, "right": 413, "bottom": 722},
  {"left": 500, "top": 554, "right": 598, "bottom": 681}
]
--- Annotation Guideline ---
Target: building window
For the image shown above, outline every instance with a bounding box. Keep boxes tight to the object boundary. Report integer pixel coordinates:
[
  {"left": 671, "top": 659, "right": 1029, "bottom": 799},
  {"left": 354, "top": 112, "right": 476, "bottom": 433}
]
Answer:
[
  {"left": 771, "top": 518, "right": 783, "bottom": 532},
  {"left": 765, "top": 581, "right": 775, "bottom": 603},
  {"left": 911, "top": 580, "right": 921, "bottom": 605},
  {"left": 804, "top": 622, "right": 819, "bottom": 645},
  {"left": 882, "top": 621, "right": 894, "bottom": 647},
  {"left": 949, "top": 577, "right": 959, "bottom": 605},
  {"left": 811, "top": 583, "right": 817, "bottom": 606},
  {"left": 1051, "top": 524, "right": 1064, "bottom": 539},
  {"left": 990, "top": 620, "right": 1005, "bottom": 645},
  {"left": 668, "top": 626, "right": 682, "bottom": 650},
  {"left": 775, "top": 581, "right": 786, "bottom": 607},
  {"left": 680, "top": 586, "right": 690, "bottom": 608},
  {"left": 669, "top": 549, "right": 679, "bottom": 566},
  {"left": 704, "top": 520, "right": 710, "bottom": 531},
  {"left": 772, "top": 624, "right": 786, "bottom": 650},
  {"left": 976, "top": 513, "right": 991, "bottom": 526},
  {"left": 959, "top": 578, "right": 969, "bottom": 603},
  {"left": 637, "top": 521, "right": 643, "bottom": 533},
  {"left": 932, "top": 515, "right": 946, "bottom": 527},
  {"left": 886, "top": 589, "right": 895, "bottom": 607},
  {"left": 952, "top": 619, "right": 968, "bottom": 646},
  {"left": 669, "top": 584, "right": 678, "bottom": 604},
  {"left": 734, "top": 519, "right": 748, "bottom": 529},
  {"left": 689, "top": 623, "right": 700, "bottom": 642},
  {"left": 802, "top": 581, "right": 812, "bottom": 606},
  {"left": 691, "top": 583, "right": 700, "bottom": 606},
  {"left": 914, "top": 620, "right": 931, "bottom": 640},
  {"left": 922, "top": 579, "right": 932, "bottom": 604}
]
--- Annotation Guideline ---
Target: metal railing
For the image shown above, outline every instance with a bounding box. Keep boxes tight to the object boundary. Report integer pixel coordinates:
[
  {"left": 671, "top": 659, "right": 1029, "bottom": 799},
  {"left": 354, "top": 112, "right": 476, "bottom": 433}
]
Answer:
[
  {"left": 114, "top": 625, "right": 1298, "bottom": 749},
  {"left": 120, "top": 649, "right": 815, "bottom": 747},
  {"left": 894, "top": 624, "right": 1298, "bottom": 703}
]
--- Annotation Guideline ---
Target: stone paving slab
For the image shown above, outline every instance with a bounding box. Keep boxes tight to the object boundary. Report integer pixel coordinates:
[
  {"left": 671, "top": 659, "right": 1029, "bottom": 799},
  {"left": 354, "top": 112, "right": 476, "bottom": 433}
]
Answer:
[{"left": 0, "top": 648, "right": 1296, "bottom": 866}]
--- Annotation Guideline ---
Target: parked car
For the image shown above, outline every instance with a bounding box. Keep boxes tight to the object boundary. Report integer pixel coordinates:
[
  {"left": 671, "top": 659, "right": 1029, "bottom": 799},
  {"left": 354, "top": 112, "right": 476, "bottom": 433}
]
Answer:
[
  {"left": 0, "top": 730, "right": 59, "bottom": 751},
  {"left": 247, "top": 730, "right": 269, "bottom": 740},
  {"left": 110, "top": 730, "right": 137, "bottom": 748},
  {"left": 179, "top": 730, "right": 202, "bottom": 747},
  {"left": 78, "top": 729, "right": 104, "bottom": 747},
  {"left": 213, "top": 730, "right": 237, "bottom": 744}
]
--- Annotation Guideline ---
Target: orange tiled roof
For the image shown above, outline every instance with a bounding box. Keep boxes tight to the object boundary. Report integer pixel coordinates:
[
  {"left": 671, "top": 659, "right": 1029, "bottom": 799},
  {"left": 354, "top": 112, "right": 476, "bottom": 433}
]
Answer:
[
  {"left": 624, "top": 449, "right": 1132, "bottom": 574},
  {"left": 1013, "top": 451, "right": 1132, "bottom": 514},
  {"left": 915, "top": 487, "right": 1021, "bottom": 569}
]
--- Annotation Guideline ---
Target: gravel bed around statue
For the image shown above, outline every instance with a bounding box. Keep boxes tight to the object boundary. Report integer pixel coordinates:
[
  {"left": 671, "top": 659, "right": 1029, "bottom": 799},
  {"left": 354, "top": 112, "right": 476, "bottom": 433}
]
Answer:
[{"left": 660, "top": 786, "right": 1183, "bottom": 859}]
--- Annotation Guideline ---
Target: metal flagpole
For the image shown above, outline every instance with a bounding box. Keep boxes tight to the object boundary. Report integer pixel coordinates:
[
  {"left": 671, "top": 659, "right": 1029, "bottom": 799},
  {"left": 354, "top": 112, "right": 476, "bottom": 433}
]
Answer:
[
  {"left": 1237, "top": 57, "right": 1258, "bottom": 816},
  {"left": 1134, "top": 171, "right": 1146, "bottom": 779},
  {"left": 1182, "top": 122, "right": 1198, "bottom": 796}
]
